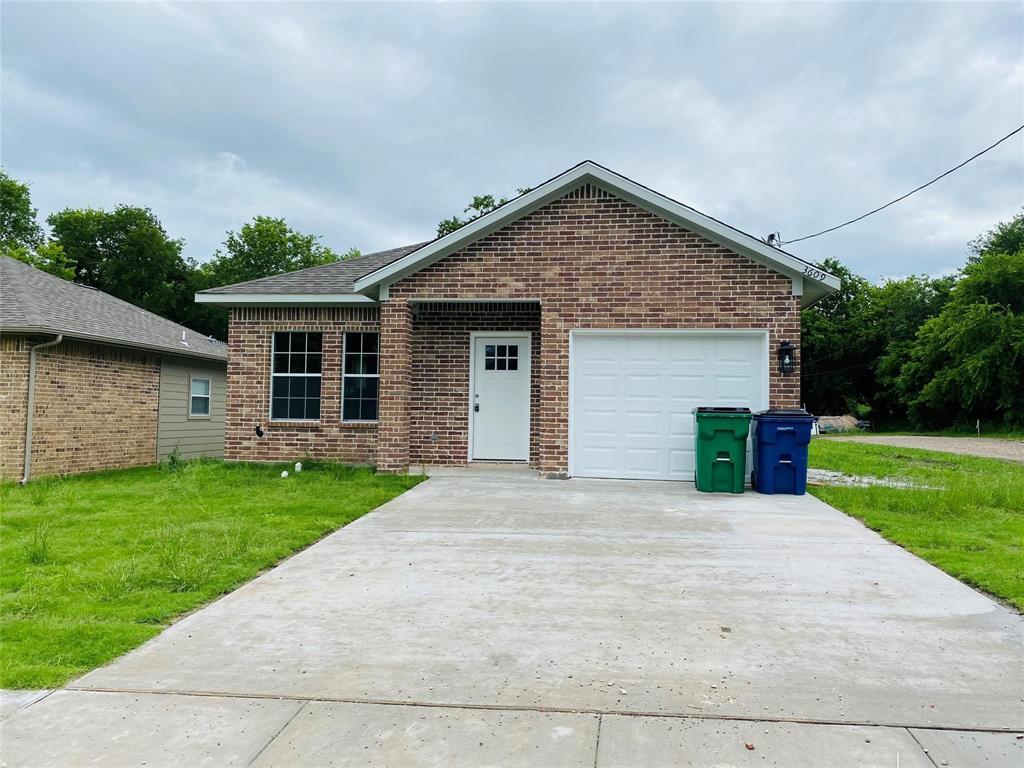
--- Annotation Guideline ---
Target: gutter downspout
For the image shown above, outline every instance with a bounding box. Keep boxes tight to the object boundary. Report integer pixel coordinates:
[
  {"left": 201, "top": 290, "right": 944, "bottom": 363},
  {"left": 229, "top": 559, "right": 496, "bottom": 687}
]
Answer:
[{"left": 21, "top": 334, "right": 62, "bottom": 484}]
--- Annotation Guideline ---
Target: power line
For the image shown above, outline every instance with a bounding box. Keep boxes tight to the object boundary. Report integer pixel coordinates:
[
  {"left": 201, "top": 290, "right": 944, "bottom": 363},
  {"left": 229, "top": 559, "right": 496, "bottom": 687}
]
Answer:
[{"left": 773, "top": 123, "right": 1024, "bottom": 246}]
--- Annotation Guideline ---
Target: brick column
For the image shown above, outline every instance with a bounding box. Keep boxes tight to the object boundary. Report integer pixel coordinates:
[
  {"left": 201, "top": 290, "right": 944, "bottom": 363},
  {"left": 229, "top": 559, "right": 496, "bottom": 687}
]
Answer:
[
  {"left": 377, "top": 299, "right": 412, "bottom": 473},
  {"left": 538, "top": 306, "right": 569, "bottom": 476}
]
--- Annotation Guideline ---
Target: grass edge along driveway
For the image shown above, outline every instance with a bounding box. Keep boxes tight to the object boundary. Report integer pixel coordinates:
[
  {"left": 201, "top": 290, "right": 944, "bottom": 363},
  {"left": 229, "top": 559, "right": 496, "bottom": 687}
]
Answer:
[
  {"left": 0, "top": 460, "right": 424, "bottom": 689},
  {"left": 808, "top": 439, "right": 1024, "bottom": 611}
]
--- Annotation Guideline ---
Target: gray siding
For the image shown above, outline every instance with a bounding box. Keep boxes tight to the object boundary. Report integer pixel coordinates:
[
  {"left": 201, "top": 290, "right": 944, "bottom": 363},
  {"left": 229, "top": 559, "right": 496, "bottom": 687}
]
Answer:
[{"left": 157, "top": 356, "right": 226, "bottom": 460}]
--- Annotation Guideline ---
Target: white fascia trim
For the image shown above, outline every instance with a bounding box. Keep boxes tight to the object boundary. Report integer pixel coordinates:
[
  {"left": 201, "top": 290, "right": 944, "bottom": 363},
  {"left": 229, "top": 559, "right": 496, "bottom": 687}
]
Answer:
[
  {"left": 353, "top": 161, "right": 841, "bottom": 299},
  {"left": 195, "top": 293, "right": 378, "bottom": 306}
]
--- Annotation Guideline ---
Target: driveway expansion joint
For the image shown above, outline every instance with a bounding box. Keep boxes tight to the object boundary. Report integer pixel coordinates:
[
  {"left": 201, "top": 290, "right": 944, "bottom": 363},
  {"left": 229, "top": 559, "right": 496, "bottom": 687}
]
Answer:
[{"left": 63, "top": 685, "right": 1024, "bottom": 734}]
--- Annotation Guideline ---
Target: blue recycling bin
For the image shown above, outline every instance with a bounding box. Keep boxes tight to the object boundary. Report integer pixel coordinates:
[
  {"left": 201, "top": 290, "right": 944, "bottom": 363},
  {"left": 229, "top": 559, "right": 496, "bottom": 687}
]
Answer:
[{"left": 751, "top": 409, "right": 816, "bottom": 495}]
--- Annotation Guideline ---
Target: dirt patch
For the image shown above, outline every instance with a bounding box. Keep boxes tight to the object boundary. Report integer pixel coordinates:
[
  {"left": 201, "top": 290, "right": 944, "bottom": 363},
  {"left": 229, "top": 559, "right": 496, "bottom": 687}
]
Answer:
[
  {"left": 807, "top": 468, "right": 940, "bottom": 489},
  {"left": 825, "top": 435, "right": 1024, "bottom": 463}
]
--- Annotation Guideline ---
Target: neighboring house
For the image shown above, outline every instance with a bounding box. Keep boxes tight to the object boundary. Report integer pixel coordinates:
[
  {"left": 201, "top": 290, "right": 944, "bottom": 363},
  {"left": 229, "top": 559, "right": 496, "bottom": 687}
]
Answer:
[
  {"left": 0, "top": 256, "right": 228, "bottom": 481},
  {"left": 196, "top": 161, "right": 840, "bottom": 481}
]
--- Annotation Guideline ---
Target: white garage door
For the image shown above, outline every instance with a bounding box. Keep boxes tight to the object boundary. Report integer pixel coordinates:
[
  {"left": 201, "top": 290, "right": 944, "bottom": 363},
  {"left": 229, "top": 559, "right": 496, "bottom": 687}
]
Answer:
[{"left": 569, "top": 332, "right": 767, "bottom": 481}]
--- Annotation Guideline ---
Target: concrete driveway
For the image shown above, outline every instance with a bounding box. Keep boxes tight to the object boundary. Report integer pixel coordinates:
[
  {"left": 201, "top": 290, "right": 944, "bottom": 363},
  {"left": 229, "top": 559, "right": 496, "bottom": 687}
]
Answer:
[{"left": 3, "top": 471, "right": 1022, "bottom": 767}]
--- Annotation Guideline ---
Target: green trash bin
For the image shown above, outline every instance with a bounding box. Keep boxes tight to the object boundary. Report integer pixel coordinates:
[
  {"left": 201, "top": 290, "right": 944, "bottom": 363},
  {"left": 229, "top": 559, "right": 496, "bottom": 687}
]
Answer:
[{"left": 693, "top": 407, "right": 752, "bottom": 493}]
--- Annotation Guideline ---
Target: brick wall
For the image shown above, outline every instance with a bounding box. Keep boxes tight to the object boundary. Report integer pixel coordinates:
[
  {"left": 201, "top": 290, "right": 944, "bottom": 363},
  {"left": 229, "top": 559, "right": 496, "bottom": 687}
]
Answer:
[
  {"left": 385, "top": 183, "right": 801, "bottom": 474},
  {"left": 225, "top": 306, "right": 380, "bottom": 464},
  {"left": 0, "top": 337, "right": 160, "bottom": 479},
  {"left": 409, "top": 302, "right": 541, "bottom": 465},
  {"left": 0, "top": 337, "right": 31, "bottom": 479}
]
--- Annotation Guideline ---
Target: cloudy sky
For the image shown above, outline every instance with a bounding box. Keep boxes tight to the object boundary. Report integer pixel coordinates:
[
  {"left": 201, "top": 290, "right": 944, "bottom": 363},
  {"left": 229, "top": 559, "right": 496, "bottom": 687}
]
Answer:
[{"left": 3, "top": 1, "right": 1022, "bottom": 280}]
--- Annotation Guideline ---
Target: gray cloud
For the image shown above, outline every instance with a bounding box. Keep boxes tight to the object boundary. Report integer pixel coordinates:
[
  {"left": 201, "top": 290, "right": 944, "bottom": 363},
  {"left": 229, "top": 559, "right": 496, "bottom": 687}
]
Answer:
[{"left": 3, "top": 1, "right": 1022, "bottom": 279}]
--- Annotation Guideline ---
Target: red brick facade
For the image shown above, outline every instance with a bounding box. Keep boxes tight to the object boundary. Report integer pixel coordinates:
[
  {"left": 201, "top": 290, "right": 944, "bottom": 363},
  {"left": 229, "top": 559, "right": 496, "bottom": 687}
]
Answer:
[
  {"left": 0, "top": 338, "right": 160, "bottom": 480},
  {"left": 409, "top": 302, "right": 542, "bottom": 465},
  {"left": 225, "top": 306, "right": 380, "bottom": 464},
  {"left": 223, "top": 184, "right": 801, "bottom": 473}
]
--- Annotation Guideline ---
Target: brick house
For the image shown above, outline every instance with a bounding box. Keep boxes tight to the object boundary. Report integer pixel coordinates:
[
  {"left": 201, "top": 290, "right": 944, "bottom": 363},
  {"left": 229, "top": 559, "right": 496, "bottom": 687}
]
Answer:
[
  {"left": 0, "top": 256, "right": 228, "bottom": 481},
  {"left": 197, "top": 162, "right": 839, "bottom": 480}
]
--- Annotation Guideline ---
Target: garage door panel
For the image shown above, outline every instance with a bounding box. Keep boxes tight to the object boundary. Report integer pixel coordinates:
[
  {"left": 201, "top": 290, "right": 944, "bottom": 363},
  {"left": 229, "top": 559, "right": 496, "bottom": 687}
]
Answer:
[
  {"left": 625, "top": 410, "right": 661, "bottom": 438},
  {"left": 668, "top": 448, "right": 693, "bottom": 477},
  {"left": 579, "top": 373, "right": 617, "bottom": 398},
  {"left": 580, "top": 446, "right": 616, "bottom": 473},
  {"left": 668, "top": 412, "right": 693, "bottom": 438},
  {"left": 571, "top": 333, "right": 766, "bottom": 481},
  {"left": 579, "top": 409, "right": 617, "bottom": 437},
  {"left": 624, "top": 448, "right": 660, "bottom": 474},
  {"left": 624, "top": 374, "right": 660, "bottom": 400},
  {"left": 715, "top": 375, "right": 758, "bottom": 402}
]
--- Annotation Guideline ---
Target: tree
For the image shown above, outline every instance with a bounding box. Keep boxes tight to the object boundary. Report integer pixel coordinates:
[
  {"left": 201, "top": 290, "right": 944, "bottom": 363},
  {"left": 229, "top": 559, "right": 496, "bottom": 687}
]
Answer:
[
  {"left": 202, "top": 216, "right": 340, "bottom": 288},
  {"left": 867, "top": 274, "right": 954, "bottom": 424},
  {"left": 436, "top": 189, "right": 531, "bottom": 237},
  {"left": 968, "top": 210, "right": 1024, "bottom": 264},
  {"left": 898, "top": 216, "right": 1024, "bottom": 427},
  {"left": 48, "top": 206, "right": 192, "bottom": 320},
  {"left": 0, "top": 169, "right": 43, "bottom": 252},
  {"left": 8, "top": 241, "right": 76, "bottom": 280},
  {"left": 1, "top": 170, "right": 76, "bottom": 279},
  {"left": 799, "top": 258, "right": 874, "bottom": 415}
]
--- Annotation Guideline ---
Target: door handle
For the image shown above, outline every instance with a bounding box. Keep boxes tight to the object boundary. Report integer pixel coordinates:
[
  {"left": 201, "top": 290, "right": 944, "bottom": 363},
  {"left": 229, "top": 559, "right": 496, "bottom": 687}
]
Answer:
[{"left": 474, "top": 404, "right": 480, "bottom": 412}]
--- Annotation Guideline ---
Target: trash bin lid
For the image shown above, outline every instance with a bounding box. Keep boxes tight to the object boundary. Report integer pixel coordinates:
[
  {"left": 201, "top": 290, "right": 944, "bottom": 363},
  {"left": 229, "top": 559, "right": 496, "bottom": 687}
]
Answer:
[
  {"left": 754, "top": 408, "right": 815, "bottom": 419},
  {"left": 692, "top": 407, "right": 752, "bottom": 415}
]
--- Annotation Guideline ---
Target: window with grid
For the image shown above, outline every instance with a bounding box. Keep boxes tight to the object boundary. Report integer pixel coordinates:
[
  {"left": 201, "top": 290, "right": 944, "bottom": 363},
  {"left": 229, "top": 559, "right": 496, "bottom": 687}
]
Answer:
[
  {"left": 270, "top": 331, "right": 322, "bottom": 420},
  {"left": 342, "top": 332, "right": 379, "bottom": 421}
]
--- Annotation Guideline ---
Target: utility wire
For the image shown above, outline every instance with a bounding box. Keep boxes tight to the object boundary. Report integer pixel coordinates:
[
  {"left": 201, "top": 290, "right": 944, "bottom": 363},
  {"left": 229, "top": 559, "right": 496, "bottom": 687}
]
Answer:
[{"left": 776, "top": 123, "right": 1024, "bottom": 246}]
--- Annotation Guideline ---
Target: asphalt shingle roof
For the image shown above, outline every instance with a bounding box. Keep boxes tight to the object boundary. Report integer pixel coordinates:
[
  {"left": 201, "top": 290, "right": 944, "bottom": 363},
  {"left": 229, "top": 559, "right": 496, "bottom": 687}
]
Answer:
[
  {"left": 199, "top": 243, "right": 428, "bottom": 295},
  {"left": 0, "top": 256, "right": 227, "bottom": 361}
]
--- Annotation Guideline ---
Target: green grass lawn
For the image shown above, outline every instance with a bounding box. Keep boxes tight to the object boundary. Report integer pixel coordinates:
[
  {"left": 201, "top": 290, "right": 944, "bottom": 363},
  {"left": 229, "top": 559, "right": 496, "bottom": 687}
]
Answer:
[
  {"left": 808, "top": 439, "right": 1024, "bottom": 611},
  {"left": 0, "top": 460, "right": 423, "bottom": 689}
]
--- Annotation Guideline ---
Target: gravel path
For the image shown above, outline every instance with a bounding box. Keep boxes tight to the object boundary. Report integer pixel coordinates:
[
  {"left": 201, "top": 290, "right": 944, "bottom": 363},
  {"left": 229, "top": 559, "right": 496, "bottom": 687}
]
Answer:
[{"left": 825, "top": 435, "right": 1024, "bottom": 463}]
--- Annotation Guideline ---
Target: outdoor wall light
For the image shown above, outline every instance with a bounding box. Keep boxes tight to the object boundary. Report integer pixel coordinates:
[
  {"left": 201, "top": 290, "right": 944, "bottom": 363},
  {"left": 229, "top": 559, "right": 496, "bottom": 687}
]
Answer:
[{"left": 778, "top": 340, "right": 797, "bottom": 375}]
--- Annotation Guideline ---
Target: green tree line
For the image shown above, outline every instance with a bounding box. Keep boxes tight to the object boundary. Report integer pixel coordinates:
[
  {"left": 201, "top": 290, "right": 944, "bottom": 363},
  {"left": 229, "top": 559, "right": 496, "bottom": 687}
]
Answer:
[
  {"left": 3, "top": 169, "right": 1020, "bottom": 429},
  {"left": 801, "top": 212, "right": 1023, "bottom": 429},
  {"left": 0, "top": 169, "right": 357, "bottom": 340}
]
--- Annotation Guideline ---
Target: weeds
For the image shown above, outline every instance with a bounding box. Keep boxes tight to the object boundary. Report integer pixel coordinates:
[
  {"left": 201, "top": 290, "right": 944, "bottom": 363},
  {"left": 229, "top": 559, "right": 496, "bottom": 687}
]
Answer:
[{"left": 20, "top": 522, "right": 54, "bottom": 565}]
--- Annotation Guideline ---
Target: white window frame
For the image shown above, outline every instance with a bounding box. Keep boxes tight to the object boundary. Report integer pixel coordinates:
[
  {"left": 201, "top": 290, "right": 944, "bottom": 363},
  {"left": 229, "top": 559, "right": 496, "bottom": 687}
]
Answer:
[
  {"left": 188, "top": 375, "right": 212, "bottom": 419},
  {"left": 269, "top": 330, "right": 323, "bottom": 422},
  {"left": 341, "top": 331, "right": 380, "bottom": 423}
]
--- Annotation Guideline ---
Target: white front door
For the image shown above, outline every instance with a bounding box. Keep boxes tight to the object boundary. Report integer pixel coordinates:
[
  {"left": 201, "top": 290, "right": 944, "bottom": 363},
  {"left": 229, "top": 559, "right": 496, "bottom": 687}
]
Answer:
[
  {"left": 471, "top": 334, "right": 531, "bottom": 461},
  {"left": 570, "top": 331, "right": 768, "bottom": 481}
]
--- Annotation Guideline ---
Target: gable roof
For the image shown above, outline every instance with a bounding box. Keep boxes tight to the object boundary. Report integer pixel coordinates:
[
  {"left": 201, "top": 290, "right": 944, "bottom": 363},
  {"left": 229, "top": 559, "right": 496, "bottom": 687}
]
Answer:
[
  {"left": 197, "top": 161, "right": 840, "bottom": 308},
  {"left": 356, "top": 161, "right": 840, "bottom": 305},
  {"left": 196, "top": 243, "right": 428, "bottom": 303},
  {"left": 0, "top": 256, "right": 227, "bottom": 362}
]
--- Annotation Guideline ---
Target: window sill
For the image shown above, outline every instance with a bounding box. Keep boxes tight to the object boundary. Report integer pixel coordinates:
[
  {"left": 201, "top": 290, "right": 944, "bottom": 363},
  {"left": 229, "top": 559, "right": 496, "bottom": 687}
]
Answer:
[{"left": 340, "top": 421, "right": 378, "bottom": 429}]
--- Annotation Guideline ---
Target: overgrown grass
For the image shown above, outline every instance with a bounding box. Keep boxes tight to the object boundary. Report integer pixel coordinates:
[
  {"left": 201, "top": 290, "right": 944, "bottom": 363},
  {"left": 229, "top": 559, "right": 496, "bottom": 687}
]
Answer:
[
  {"left": 808, "top": 440, "right": 1024, "bottom": 610},
  {"left": 0, "top": 460, "right": 424, "bottom": 689}
]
